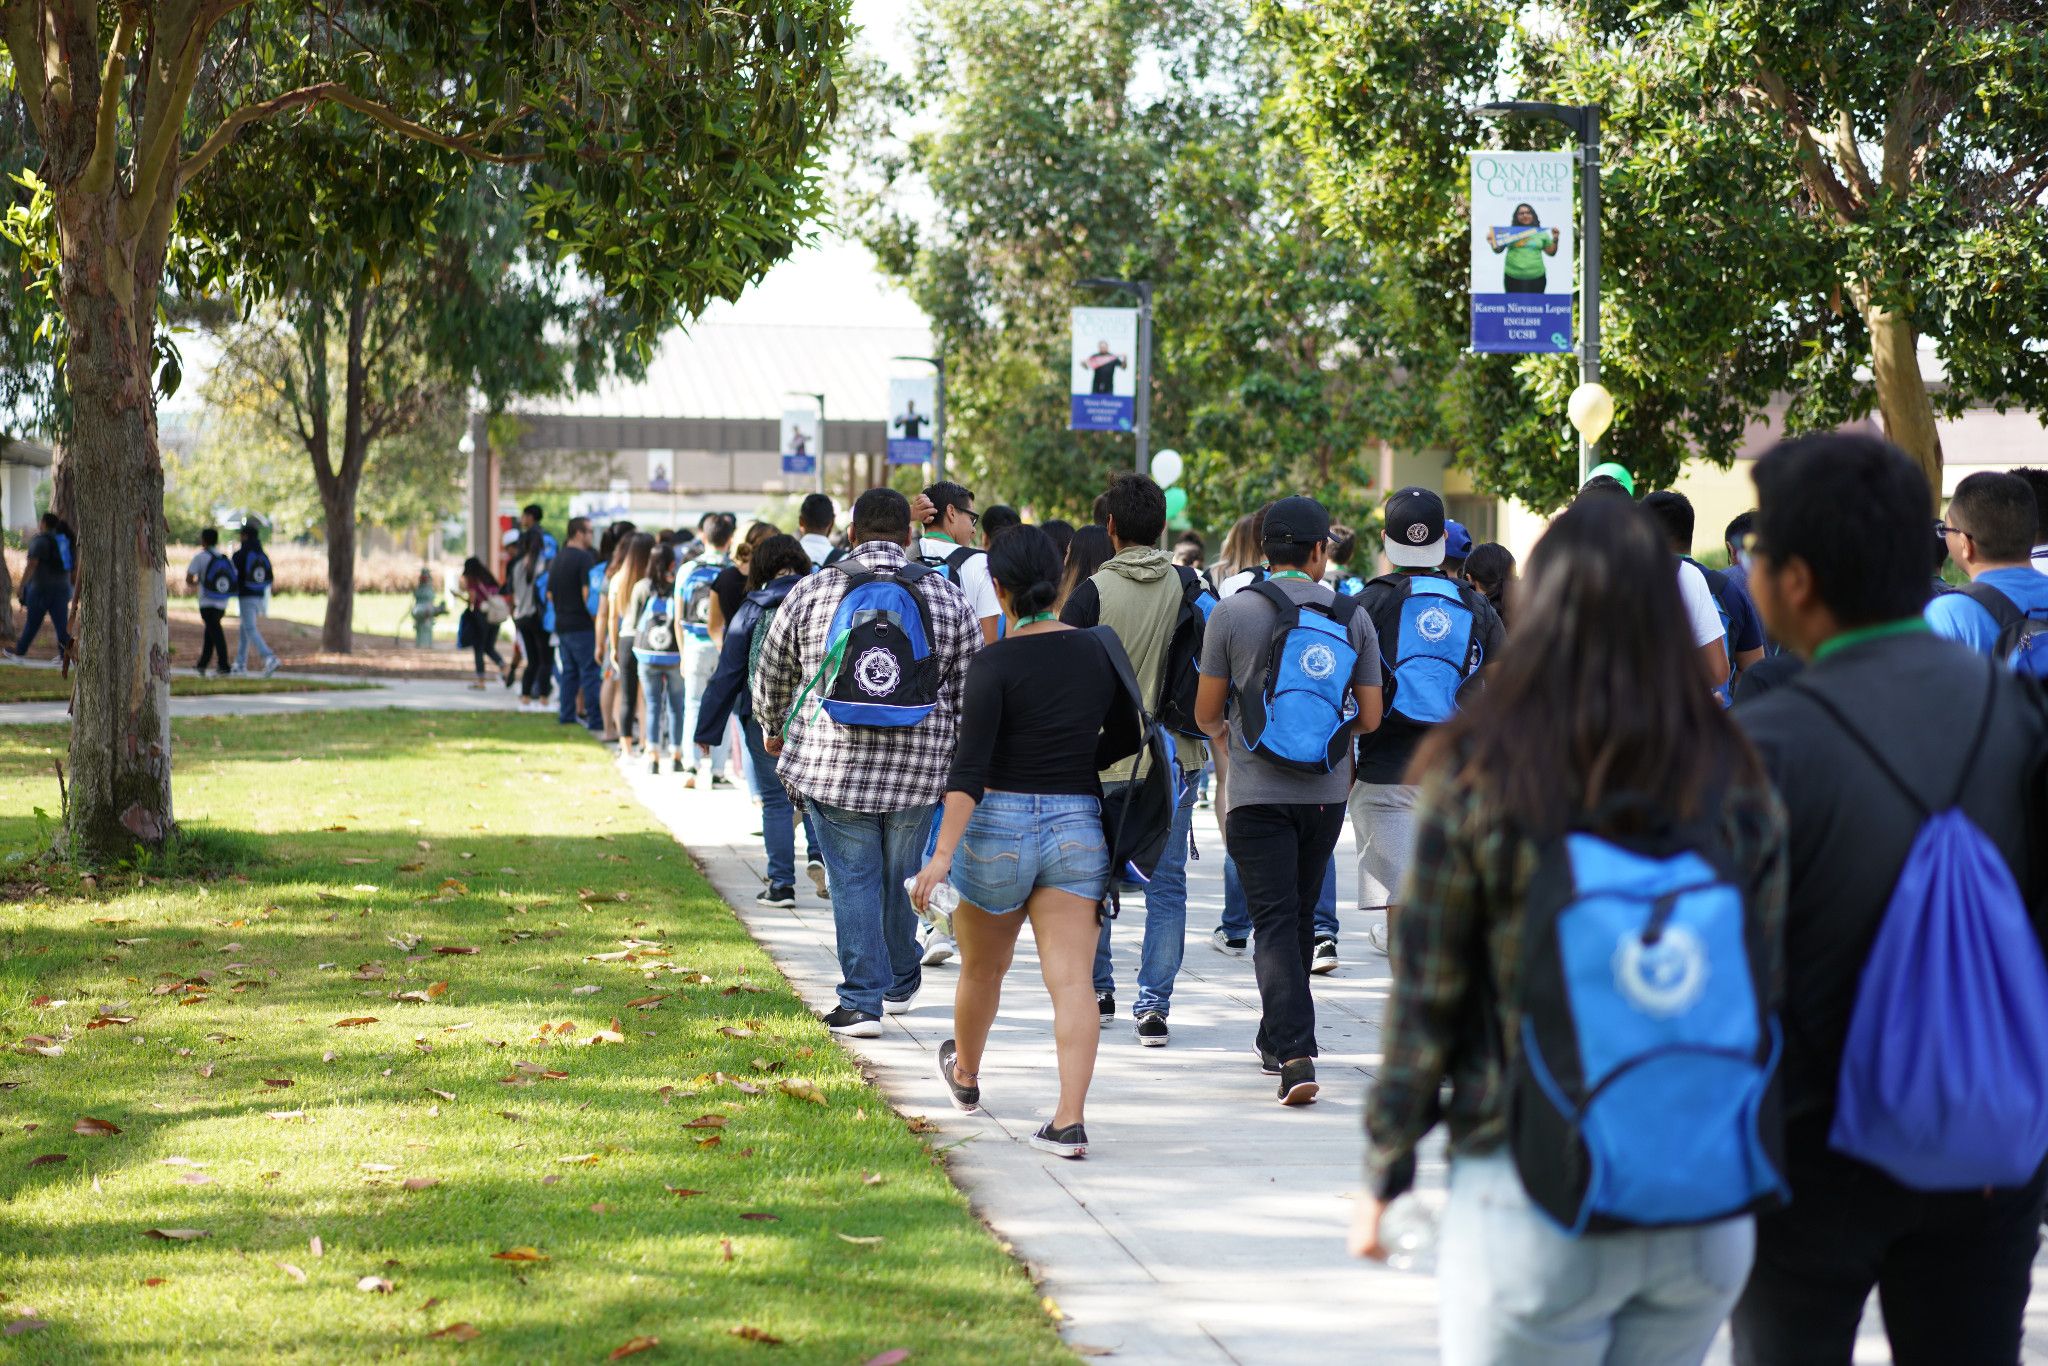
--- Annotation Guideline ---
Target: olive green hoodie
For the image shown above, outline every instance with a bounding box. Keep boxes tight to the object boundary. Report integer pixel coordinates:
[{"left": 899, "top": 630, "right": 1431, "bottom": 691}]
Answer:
[{"left": 1088, "top": 547, "right": 1207, "bottom": 781}]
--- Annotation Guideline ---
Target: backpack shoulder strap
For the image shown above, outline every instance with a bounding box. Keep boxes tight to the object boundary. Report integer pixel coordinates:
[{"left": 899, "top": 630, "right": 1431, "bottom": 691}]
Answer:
[
  {"left": 1247, "top": 578, "right": 1300, "bottom": 621},
  {"left": 945, "top": 545, "right": 982, "bottom": 576},
  {"left": 1961, "top": 581, "right": 2024, "bottom": 636},
  {"left": 1793, "top": 663, "right": 2001, "bottom": 816}
]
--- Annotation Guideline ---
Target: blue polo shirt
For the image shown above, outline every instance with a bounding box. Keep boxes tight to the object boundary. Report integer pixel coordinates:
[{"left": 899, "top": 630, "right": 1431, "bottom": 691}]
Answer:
[{"left": 1925, "top": 566, "right": 2048, "bottom": 656}]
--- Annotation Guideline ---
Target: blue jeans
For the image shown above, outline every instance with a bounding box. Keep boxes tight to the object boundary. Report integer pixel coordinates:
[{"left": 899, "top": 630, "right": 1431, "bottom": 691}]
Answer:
[
  {"left": 1093, "top": 768, "right": 1198, "bottom": 1014},
  {"left": 810, "top": 799, "right": 937, "bottom": 1016},
  {"left": 14, "top": 582, "right": 70, "bottom": 655},
  {"left": 1221, "top": 850, "right": 1338, "bottom": 943},
  {"left": 1439, "top": 1152, "right": 1753, "bottom": 1366},
  {"left": 556, "top": 629, "right": 602, "bottom": 730},
  {"left": 235, "top": 596, "right": 277, "bottom": 670},
  {"left": 639, "top": 663, "right": 685, "bottom": 752},
  {"left": 743, "top": 717, "right": 796, "bottom": 888},
  {"left": 951, "top": 792, "right": 1109, "bottom": 914}
]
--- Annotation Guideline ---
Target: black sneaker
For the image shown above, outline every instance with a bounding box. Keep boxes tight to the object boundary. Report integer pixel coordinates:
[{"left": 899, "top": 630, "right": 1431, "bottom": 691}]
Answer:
[
  {"left": 1311, "top": 938, "right": 1339, "bottom": 975},
  {"left": 1255, "top": 1047, "right": 1282, "bottom": 1075},
  {"left": 1277, "top": 1058, "right": 1319, "bottom": 1106},
  {"left": 1135, "top": 1012, "right": 1169, "bottom": 1047},
  {"left": 1029, "top": 1120, "right": 1087, "bottom": 1158},
  {"left": 648, "top": 755, "right": 661, "bottom": 775},
  {"left": 822, "top": 1006, "right": 881, "bottom": 1038},
  {"left": 1209, "top": 927, "right": 1247, "bottom": 956},
  {"left": 937, "top": 1039, "right": 980, "bottom": 1113},
  {"left": 1096, "top": 991, "right": 1115, "bottom": 1022},
  {"left": 755, "top": 884, "right": 796, "bottom": 909}
]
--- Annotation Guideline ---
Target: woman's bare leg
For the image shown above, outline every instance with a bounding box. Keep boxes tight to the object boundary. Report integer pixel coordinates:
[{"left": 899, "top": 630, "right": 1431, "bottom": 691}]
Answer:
[
  {"left": 1025, "top": 889, "right": 1103, "bottom": 1129},
  {"left": 951, "top": 902, "right": 1022, "bottom": 1085}
]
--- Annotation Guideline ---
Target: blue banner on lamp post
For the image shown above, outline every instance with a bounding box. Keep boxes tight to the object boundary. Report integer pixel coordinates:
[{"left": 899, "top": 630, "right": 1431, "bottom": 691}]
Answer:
[
  {"left": 886, "top": 376, "right": 937, "bottom": 465},
  {"left": 1069, "top": 306, "right": 1139, "bottom": 432},
  {"left": 1469, "top": 151, "right": 1575, "bottom": 354}
]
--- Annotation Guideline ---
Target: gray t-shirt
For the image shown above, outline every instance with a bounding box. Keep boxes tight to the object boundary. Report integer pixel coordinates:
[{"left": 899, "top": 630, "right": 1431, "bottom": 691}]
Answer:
[{"left": 1199, "top": 576, "right": 1380, "bottom": 812}]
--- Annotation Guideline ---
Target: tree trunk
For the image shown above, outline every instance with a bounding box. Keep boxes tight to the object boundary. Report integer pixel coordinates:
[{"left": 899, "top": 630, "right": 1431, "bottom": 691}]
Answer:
[
  {"left": 1863, "top": 302, "right": 1944, "bottom": 504},
  {"left": 57, "top": 194, "right": 173, "bottom": 860},
  {"left": 320, "top": 485, "right": 358, "bottom": 652}
]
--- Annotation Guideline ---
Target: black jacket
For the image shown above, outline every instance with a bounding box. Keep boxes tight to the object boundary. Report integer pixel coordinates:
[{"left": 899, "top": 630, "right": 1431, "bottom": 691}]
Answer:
[{"left": 1738, "top": 630, "right": 2048, "bottom": 1138}]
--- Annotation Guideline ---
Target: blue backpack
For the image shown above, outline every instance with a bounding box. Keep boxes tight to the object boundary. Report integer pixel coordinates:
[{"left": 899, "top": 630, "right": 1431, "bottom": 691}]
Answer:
[
  {"left": 1365, "top": 572, "right": 1485, "bottom": 725},
  {"left": 788, "top": 562, "right": 941, "bottom": 731},
  {"left": 586, "top": 564, "right": 607, "bottom": 618},
  {"left": 1510, "top": 806, "right": 1787, "bottom": 1233},
  {"left": 201, "top": 552, "right": 239, "bottom": 601},
  {"left": 1959, "top": 581, "right": 2048, "bottom": 680},
  {"left": 633, "top": 594, "right": 681, "bottom": 665},
  {"left": 680, "top": 561, "right": 724, "bottom": 642},
  {"left": 238, "top": 548, "right": 273, "bottom": 595},
  {"left": 1801, "top": 673, "right": 2048, "bottom": 1189},
  {"left": 1234, "top": 581, "right": 1363, "bottom": 773}
]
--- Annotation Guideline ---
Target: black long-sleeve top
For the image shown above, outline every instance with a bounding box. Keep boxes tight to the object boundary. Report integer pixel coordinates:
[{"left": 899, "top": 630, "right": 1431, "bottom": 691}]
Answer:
[{"left": 945, "top": 629, "right": 1130, "bottom": 802}]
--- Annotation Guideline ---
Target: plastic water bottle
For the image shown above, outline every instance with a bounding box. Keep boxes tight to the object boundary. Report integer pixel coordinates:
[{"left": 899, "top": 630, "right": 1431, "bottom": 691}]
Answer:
[
  {"left": 1379, "top": 1192, "right": 1440, "bottom": 1274},
  {"left": 905, "top": 877, "right": 957, "bottom": 940},
  {"left": 697, "top": 754, "right": 715, "bottom": 792}
]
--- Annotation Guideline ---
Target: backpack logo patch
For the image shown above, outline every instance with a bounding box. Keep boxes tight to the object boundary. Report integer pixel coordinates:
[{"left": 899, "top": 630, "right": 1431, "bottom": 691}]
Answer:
[
  {"left": 1416, "top": 604, "right": 1454, "bottom": 643},
  {"left": 853, "top": 646, "right": 901, "bottom": 697},
  {"left": 1405, "top": 523, "right": 1429, "bottom": 543},
  {"left": 1613, "top": 926, "right": 1710, "bottom": 1017},
  {"left": 1298, "top": 642, "right": 1337, "bottom": 680}
]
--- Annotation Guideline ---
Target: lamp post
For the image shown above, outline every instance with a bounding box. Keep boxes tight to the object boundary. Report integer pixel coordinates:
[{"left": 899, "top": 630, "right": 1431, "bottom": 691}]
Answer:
[
  {"left": 1476, "top": 100, "right": 1602, "bottom": 487},
  {"left": 1078, "top": 276, "right": 1153, "bottom": 476},
  {"left": 892, "top": 354, "right": 946, "bottom": 483},
  {"left": 785, "top": 389, "right": 826, "bottom": 494}
]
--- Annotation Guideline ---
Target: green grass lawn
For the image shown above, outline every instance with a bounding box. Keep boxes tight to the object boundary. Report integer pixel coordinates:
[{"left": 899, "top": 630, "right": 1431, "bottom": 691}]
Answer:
[
  {"left": 0, "top": 713, "right": 1066, "bottom": 1364},
  {"left": 263, "top": 592, "right": 450, "bottom": 646},
  {"left": 0, "top": 672, "right": 372, "bottom": 705}
]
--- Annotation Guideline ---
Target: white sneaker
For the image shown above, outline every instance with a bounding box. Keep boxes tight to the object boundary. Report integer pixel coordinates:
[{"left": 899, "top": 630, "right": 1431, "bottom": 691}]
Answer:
[
  {"left": 919, "top": 927, "right": 955, "bottom": 967},
  {"left": 883, "top": 993, "right": 917, "bottom": 1017},
  {"left": 1365, "top": 923, "right": 1390, "bottom": 956},
  {"left": 261, "top": 658, "right": 279, "bottom": 679}
]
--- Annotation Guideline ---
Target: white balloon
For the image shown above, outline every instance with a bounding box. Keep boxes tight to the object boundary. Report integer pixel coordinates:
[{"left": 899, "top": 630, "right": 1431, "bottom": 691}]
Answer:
[{"left": 1152, "top": 449, "right": 1184, "bottom": 488}]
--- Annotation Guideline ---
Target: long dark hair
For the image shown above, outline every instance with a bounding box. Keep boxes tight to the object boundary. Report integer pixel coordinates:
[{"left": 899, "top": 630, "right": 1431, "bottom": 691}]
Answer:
[
  {"left": 1055, "top": 524, "right": 1114, "bottom": 610},
  {"left": 989, "top": 526, "right": 1063, "bottom": 618},
  {"left": 1462, "top": 543, "right": 1515, "bottom": 626},
  {"left": 1413, "top": 499, "right": 1763, "bottom": 834},
  {"left": 747, "top": 534, "right": 811, "bottom": 591},
  {"left": 462, "top": 555, "right": 498, "bottom": 591}
]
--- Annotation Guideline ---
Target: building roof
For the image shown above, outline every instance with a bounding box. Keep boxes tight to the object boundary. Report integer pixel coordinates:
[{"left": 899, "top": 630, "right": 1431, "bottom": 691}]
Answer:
[
  {"left": 515, "top": 320, "right": 935, "bottom": 423},
  {"left": 0, "top": 435, "right": 53, "bottom": 468}
]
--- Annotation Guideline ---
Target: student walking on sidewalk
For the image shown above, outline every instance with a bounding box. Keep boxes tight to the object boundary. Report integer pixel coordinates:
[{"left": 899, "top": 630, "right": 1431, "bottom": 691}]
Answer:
[
  {"left": 1355, "top": 496, "right": 1788, "bottom": 1365},
  {"left": 230, "top": 521, "right": 280, "bottom": 677},
  {"left": 183, "top": 526, "right": 234, "bottom": 676},
  {"left": 753, "top": 488, "right": 982, "bottom": 1039},
  {"left": 911, "top": 526, "right": 1141, "bottom": 1157},
  {"left": 1194, "top": 496, "right": 1382, "bottom": 1106}
]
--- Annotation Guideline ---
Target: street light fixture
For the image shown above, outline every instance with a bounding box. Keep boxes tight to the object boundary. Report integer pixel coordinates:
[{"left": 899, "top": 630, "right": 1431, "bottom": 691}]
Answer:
[
  {"left": 892, "top": 355, "right": 946, "bottom": 482},
  {"left": 1475, "top": 100, "right": 1603, "bottom": 487},
  {"left": 785, "top": 389, "right": 826, "bottom": 494},
  {"left": 1077, "top": 276, "right": 1154, "bottom": 476}
]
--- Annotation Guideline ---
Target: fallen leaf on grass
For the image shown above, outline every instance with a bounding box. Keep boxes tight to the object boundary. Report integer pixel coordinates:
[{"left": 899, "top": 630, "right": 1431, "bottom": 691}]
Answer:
[
  {"left": 143, "top": 1277, "right": 167, "bottom": 1287},
  {"left": 142, "top": 1228, "right": 210, "bottom": 1241},
  {"left": 311, "top": 1236, "right": 324, "bottom": 1257},
  {"left": 435, "top": 946, "right": 481, "bottom": 956},
  {"left": 581, "top": 1022, "right": 626, "bottom": 1046},
  {"left": 265, "top": 1110, "right": 307, "bottom": 1122},
  {"left": 357, "top": 1276, "right": 394, "bottom": 1294},
  {"left": 28, "top": 1154, "right": 66, "bottom": 1167},
  {"left": 861, "top": 1172, "right": 885, "bottom": 1186},
  {"left": 278, "top": 1262, "right": 307, "bottom": 1283},
  {"left": 196, "top": 1063, "right": 215, "bottom": 1078},
  {"left": 837, "top": 1234, "right": 884, "bottom": 1246},
  {"left": 160, "top": 1157, "right": 207, "bottom": 1167},
  {"left": 179, "top": 1173, "right": 213, "bottom": 1185},
  {"left": 719, "top": 1238, "right": 736, "bottom": 1261},
  {"left": 361, "top": 1162, "right": 398, "bottom": 1173},
  {"left": 626, "top": 994, "right": 668, "bottom": 1009},
  {"left": 403, "top": 1177, "right": 440, "bottom": 1191},
  {"left": 570, "top": 985, "right": 602, "bottom": 996},
  {"left": 682, "top": 1115, "right": 728, "bottom": 1130},
  {"left": 397, "top": 861, "right": 426, "bottom": 873},
  {"left": 904, "top": 1116, "right": 940, "bottom": 1135},
  {"left": 85, "top": 1014, "right": 136, "bottom": 1029},
  {"left": 73, "top": 1116, "right": 122, "bottom": 1136},
  {"left": 425, "top": 1088, "right": 456, "bottom": 1102},
  {"left": 4, "top": 1318, "right": 48, "bottom": 1336},
  {"left": 343, "top": 857, "right": 379, "bottom": 865},
  {"left": 730, "top": 1325, "right": 783, "bottom": 1345},
  {"left": 775, "top": 1079, "right": 826, "bottom": 1106},
  {"left": 1041, "top": 1296, "right": 1064, "bottom": 1322},
  {"left": 695, "top": 1135, "right": 722, "bottom": 1150},
  {"left": 608, "top": 1337, "right": 659, "bottom": 1361},
  {"left": 262, "top": 1078, "right": 294, "bottom": 1088},
  {"left": 863, "top": 1352, "right": 910, "bottom": 1366},
  {"left": 430, "top": 1323, "right": 481, "bottom": 1342},
  {"left": 491, "top": 1247, "right": 548, "bottom": 1262},
  {"left": 717, "top": 1026, "right": 754, "bottom": 1039},
  {"left": 664, "top": 1186, "right": 706, "bottom": 1199},
  {"left": 739, "top": 1212, "right": 779, "bottom": 1222},
  {"left": 332, "top": 1017, "right": 379, "bottom": 1028},
  {"left": 557, "top": 1153, "right": 601, "bottom": 1166}
]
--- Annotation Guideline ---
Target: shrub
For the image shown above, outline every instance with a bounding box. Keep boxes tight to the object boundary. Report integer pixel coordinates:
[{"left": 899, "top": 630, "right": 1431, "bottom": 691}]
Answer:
[{"left": 165, "top": 543, "right": 448, "bottom": 597}]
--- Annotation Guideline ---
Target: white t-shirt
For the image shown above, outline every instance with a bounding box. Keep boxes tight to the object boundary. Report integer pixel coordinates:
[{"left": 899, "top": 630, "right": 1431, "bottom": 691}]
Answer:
[
  {"left": 1677, "top": 560, "right": 1725, "bottom": 648},
  {"left": 1214, "top": 567, "right": 1263, "bottom": 600},
  {"left": 2031, "top": 543, "right": 2048, "bottom": 577},
  {"left": 800, "top": 532, "right": 835, "bottom": 567},
  {"left": 918, "top": 536, "right": 999, "bottom": 621},
  {"left": 186, "top": 550, "right": 213, "bottom": 583}
]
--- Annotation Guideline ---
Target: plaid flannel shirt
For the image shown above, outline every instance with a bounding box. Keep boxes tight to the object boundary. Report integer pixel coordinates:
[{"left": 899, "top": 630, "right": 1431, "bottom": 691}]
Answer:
[
  {"left": 1362, "top": 765, "right": 1788, "bottom": 1201},
  {"left": 751, "top": 539, "right": 982, "bottom": 814}
]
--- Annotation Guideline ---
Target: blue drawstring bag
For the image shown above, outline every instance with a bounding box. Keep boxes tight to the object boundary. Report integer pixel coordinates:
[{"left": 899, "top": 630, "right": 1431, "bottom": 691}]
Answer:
[{"left": 1805, "top": 672, "right": 2048, "bottom": 1190}]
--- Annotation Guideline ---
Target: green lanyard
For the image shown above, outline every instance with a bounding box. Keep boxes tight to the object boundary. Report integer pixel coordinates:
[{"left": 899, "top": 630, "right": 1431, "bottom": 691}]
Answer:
[
  {"left": 1015, "top": 611, "right": 1058, "bottom": 628},
  {"left": 1269, "top": 570, "right": 1313, "bottom": 582},
  {"left": 926, "top": 531, "right": 957, "bottom": 546}
]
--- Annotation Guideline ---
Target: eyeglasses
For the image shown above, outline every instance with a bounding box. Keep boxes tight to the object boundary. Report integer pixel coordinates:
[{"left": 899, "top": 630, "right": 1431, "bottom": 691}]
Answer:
[
  {"left": 1935, "top": 522, "right": 1974, "bottom": 542},
  {"left": 962, "top": 510, "right": 981, "bottom": 529}
]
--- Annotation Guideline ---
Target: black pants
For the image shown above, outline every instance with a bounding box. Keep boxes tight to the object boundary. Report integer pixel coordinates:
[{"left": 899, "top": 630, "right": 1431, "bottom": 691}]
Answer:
[
  {"left": 1503, "top": 273, "right": 1546, "bottom": 293},
  {"left": 516, "top": 616, "right": 553, "bottom": 699},
  {"left": 466, "top": 611, "right": 503, "bottom": 676},
  {"left": 1731, "top": 1136, "right": 2046, "bottom": 1365},
  {"left": 1224, "top": 801, "right": 1347, "bottom": 1062},
  {"left": 615, "top": 633, "right": 638, "bottom": 740},
  {"left": 197, "top": 606, "right": 229, "bottom": 673}
]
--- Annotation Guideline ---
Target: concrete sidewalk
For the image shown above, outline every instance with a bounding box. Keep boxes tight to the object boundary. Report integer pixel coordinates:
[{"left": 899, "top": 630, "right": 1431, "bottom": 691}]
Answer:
[
  {"left": 0, "top": 672, "right": 527, "bottom": 725},
  {"left": 624, "top": 764, "right": 2048, "bottom": 1365}
]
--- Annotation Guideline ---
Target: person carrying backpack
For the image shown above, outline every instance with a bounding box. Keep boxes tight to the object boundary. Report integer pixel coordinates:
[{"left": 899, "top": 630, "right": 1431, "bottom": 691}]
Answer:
[
  {"left": 1927, "top": 470, "right": 2048, "bottom": 676},
  {"left": 1193, "top": 496, "right": 1382, "bottom": 1107},
  {"left": 909, "top": 527, "right": 1143, "bottom": 1157},
  {"left": 1354, "top": 495, "right": 1789, "bottom": 1366},
  {"left": 1732, "top": 434, "right": 2048, "bottom": 1364},
  {"left": 627, "top": 545, "right": 683, "bottom": 773},
  {"left": 230, "top": 521, "right": 280, "bottom": 677},
  {"left": 679, "top": 514, "right": 736, "bottom": 785},
  {"left": 753, "top": 488, "right": 983, "bottom": 1038},
  {"left": 915, "top": 481, "right": 1002, "bottom": 644},
  {"left": 182, "top": 527, "right": 235, "bottom": 676},
  {"left": 1644, "top": 491, "right": 1766, "bottom": 703},
  {"left": 1059, "top": 473, "right": 1210, "bottom": 1045},
  {"left": 1352, "top": 488, "right": 1504, "bottom": 961}
]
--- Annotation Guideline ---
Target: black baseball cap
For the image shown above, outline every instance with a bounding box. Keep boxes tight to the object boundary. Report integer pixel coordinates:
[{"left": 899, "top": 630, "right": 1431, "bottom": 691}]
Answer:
[
  {"left": 1262, "top": 495, "right": 1332, "bottom": 550},
  {"left": 1384, "top": 486, "right": 1446, "bottom": 568}
]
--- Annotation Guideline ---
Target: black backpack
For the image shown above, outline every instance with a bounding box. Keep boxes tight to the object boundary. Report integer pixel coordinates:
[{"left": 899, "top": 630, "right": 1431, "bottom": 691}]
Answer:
[
  {"left": 1086, "top": 627, "right": 1176, "bottom": 919},
  {"left": 922, "top": 542, "right": 983, "bottom": 585},
  {"left": 1960, "top": 582, "right": 2048, "bottom": 680},
  {"left": 1156, "top": 566, "right": 1219, "bottom": 738},
  {"left": 239, "top": 548, "right": 273, "bottom": 593}
]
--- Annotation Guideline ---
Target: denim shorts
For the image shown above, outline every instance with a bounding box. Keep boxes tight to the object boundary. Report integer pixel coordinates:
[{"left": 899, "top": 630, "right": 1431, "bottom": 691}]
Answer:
[{"left": 950, "top": 791, "right": 1109, "bottom": 914}]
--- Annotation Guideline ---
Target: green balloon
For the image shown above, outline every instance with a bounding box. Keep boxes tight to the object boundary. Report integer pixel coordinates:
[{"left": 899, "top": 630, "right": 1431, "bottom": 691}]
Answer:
[{"left": 1164, "top": 485, "right": 1189, "bottom": 527}]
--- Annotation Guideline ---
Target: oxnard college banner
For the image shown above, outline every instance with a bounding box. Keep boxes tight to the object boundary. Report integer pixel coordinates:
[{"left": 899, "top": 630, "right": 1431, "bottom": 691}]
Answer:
[{"left": 1469, "top": 150, "right": 1575, "bottom": 354}]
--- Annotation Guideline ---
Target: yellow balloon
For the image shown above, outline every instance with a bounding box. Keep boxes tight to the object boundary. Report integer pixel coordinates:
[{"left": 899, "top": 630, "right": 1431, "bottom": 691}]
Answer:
[{"left": 1567, "top": 382, "right": 1615, "bottom": 445}]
